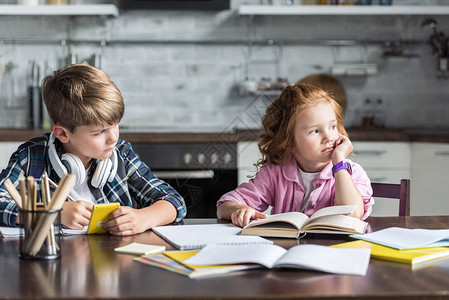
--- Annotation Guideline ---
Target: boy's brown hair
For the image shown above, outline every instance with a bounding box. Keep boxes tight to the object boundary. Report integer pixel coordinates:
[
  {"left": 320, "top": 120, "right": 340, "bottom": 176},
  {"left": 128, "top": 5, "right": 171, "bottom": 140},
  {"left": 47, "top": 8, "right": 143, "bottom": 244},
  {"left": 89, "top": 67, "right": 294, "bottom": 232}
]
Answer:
[
  {"left": 257, "top": 83, "right": 347, "bottom": 168},
  {"left": 41, "top": 63, "right": 125, "bottom": 133}
]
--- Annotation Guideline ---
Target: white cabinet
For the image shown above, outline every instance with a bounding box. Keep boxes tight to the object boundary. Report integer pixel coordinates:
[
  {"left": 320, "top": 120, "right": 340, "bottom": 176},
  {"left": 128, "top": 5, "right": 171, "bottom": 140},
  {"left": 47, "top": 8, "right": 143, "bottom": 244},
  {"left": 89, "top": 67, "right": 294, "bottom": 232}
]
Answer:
[
  {"left": 0, "top": 142, "right": 22, "bottom": 171},
  {"left": 351, "top": 142, "right": 411, "bottom": 182},
  {"left": 411, "top": 143, "right": 449, "bottom": 216},
  {"left": 351, "top": 142, "right": 411, "bottom": 217},
  {"left": 237, "top": 142, "right": 261, "bottom": 185}
]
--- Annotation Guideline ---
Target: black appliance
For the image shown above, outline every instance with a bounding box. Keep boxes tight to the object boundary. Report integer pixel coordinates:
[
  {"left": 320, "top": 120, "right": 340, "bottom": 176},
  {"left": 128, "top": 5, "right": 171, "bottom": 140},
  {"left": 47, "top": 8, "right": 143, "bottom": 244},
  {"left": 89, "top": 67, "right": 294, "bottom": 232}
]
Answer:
[
  {"left": 132, "top": 142, "right": 237, "bottom": 218},
  {"left": 120, "top": 0, "right": 230, "bottom": 11}
]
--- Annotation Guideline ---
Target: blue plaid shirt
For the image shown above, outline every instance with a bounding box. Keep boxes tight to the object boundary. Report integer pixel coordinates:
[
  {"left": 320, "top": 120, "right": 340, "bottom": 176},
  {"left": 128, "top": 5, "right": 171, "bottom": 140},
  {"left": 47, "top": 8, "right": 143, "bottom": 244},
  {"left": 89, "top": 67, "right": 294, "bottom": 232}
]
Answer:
[{"left": 0, "top": 133, "right": 187, "bottom": 227}]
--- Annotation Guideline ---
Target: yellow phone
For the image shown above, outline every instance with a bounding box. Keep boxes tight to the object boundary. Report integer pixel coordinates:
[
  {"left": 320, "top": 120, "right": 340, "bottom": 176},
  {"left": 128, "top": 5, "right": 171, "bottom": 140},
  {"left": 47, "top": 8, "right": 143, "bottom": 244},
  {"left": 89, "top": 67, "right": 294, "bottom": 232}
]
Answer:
[{"left": 87, "top": 203, "right": 120, "bottom": 234}]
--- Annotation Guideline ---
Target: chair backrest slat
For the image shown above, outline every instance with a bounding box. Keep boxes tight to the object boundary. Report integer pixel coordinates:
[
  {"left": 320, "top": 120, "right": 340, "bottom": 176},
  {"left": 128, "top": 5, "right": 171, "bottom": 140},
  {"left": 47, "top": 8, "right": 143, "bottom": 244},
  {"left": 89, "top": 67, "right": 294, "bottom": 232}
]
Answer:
[{"left": 371, "top": 179, "right": 410, "bottom": 217}]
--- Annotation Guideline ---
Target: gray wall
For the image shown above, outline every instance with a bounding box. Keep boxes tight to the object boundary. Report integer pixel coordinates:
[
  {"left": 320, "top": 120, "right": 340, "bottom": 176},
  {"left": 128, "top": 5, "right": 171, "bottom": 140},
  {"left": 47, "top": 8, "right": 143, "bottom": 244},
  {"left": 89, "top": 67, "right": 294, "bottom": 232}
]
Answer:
[{"left": 1, "top": 0, "right": 449, "bottom": 132}]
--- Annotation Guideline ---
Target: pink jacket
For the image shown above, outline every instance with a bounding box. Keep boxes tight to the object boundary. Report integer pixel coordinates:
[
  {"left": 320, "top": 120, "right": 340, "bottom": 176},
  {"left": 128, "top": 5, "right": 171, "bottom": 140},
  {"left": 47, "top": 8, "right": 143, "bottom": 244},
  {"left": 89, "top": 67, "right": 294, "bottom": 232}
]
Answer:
[{"left": 217, "top": 159, "right": 374, "bottom": 220}]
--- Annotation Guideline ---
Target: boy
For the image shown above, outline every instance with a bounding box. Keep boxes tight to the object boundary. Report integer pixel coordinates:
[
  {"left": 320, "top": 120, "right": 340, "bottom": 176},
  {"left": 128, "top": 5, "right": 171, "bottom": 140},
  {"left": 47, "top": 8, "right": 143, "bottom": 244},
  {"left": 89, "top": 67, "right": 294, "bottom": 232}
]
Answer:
[{"left": 0, "top": 64, "right": 186, "bottom": 235}]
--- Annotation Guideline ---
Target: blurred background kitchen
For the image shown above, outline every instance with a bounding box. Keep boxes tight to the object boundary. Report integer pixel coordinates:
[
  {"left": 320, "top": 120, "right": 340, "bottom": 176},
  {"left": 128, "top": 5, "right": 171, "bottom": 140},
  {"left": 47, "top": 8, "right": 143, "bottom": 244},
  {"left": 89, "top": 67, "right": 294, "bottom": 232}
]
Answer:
[{"left": 1, "top": 0, "right": 449, "bottom": 217}]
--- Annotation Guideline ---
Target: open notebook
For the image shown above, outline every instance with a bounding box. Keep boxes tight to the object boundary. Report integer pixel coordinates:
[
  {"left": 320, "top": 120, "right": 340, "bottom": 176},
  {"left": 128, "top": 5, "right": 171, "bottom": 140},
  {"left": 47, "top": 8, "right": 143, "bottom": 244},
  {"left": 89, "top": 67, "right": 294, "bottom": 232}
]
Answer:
[{"left": 152, "top": 224, "right": 273, "bottom": 250}]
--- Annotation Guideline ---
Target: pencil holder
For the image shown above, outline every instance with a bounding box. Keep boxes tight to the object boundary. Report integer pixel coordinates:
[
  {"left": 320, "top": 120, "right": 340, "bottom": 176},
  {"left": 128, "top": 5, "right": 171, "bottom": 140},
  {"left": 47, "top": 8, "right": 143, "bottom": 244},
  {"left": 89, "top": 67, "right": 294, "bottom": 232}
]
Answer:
[{"left": 19, "top": 208, "right": 62, "bottom": 260}]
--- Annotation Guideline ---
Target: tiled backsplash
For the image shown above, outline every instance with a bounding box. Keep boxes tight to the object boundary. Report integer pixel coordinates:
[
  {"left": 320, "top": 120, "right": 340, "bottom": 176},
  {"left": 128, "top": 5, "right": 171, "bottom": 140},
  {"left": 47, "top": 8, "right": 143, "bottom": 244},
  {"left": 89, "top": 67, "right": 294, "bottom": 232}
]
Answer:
[{"left": 1, "top": 0, "right": 449, "bottom": 132}]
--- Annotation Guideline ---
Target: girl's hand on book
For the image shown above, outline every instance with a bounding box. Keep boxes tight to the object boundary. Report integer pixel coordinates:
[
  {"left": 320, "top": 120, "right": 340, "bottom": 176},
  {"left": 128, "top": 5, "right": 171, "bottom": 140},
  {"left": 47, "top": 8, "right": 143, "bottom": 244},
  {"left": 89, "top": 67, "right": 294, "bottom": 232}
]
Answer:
[{"left": 231, "top": 207, "right": 268, "bottom": 228}]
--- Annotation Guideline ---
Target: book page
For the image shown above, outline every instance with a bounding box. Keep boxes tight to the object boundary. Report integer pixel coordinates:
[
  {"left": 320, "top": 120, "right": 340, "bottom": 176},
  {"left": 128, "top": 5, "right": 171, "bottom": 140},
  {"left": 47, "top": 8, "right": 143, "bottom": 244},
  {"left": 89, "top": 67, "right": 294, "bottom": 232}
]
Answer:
[
  {"left": 302, "top": 214, "right": 366, "bottom": 234},
  {"left": 243, "top": 212, "right": 309, "bottom": 231},
  {"left": 307, "top": 205, "right": 356, "bottom": 221},
  {"left": 184, "top": 244, "right": 287, "bottom": 268},
  {"left": 274, "top": 244, "right": 371, "bottom": 275}
]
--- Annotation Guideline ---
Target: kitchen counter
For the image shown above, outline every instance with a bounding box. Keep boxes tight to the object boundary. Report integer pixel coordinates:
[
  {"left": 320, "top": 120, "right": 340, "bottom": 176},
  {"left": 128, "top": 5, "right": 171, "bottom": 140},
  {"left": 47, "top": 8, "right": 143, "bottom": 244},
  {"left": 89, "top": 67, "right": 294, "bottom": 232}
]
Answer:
[{"left": 0, "top": 128, "right": 448, "bottom": 143}]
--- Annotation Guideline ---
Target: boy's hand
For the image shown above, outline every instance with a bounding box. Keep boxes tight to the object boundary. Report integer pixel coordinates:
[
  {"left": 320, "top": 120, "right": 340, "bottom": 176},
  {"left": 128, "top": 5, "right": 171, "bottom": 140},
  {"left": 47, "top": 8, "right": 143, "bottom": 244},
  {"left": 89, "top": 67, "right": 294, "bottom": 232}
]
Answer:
[
  {"left": 61, "top": 201, "right": 93, "bottom": 230},
  {"left": 103, "top": 206, "right": 148, "bottom": 236},
  {"left": 231, "top": 206, "right": 268, "bottom": 228},
  {"left": 331, "top": 134, "right": 353, "bottom": 164}
]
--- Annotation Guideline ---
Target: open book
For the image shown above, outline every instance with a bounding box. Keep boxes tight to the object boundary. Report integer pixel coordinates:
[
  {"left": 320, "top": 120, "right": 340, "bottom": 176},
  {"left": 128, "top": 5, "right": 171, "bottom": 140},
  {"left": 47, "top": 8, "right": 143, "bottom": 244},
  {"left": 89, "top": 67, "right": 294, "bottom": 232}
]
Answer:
[
  {"left": 241, "top": 205, "right": 367, "bottom": 238},
  {"left": 183, "top": 244, "right": 371, "bottom": 276}
]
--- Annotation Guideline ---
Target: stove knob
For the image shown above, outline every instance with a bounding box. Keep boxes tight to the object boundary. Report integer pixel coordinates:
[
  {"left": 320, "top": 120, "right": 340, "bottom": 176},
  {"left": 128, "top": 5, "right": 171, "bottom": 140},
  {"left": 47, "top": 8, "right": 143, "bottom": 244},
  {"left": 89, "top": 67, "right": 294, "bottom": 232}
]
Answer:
[
  {"left": 210, "top": 153, "right": 218, "bottom": 165},
  {"left": 223, "top": 153, "right": 232, "bottom": 165},
  {"left": 198, "top": 153, "right": 206, "bottom": 164},
  {"left": 184, "top": 153, "right": 192, "bottom": 165}
]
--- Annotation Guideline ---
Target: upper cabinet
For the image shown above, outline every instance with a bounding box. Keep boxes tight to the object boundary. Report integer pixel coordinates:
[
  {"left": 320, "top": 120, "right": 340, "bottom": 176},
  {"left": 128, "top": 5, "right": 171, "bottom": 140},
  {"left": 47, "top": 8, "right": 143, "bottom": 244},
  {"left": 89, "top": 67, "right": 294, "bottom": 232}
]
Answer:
[
  {"left": 0, "top": 4, "right": 119, "bottom": 16},
  {"left": 238, "top": 5, "right": 449, "bottom": 16}
]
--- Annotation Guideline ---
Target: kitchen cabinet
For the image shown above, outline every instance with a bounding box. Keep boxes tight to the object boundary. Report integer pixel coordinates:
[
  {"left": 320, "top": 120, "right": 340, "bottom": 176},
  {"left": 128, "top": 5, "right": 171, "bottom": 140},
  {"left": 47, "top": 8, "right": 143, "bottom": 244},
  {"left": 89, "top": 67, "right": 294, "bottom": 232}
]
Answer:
[
  {"left": 410, "top": 142, "right": 449, "bottom": 216},
  {"left": 237, "top": 141, "right": 261, "bottom": 185},
  {"left": 239, "top": 5, "right": 449, "bottom": 16},
  {"left": 0, "top": 142, "right": 21, "bottom": 171},
  {"left": 351, "top": 142, "right": 411, "bottom": 216}
]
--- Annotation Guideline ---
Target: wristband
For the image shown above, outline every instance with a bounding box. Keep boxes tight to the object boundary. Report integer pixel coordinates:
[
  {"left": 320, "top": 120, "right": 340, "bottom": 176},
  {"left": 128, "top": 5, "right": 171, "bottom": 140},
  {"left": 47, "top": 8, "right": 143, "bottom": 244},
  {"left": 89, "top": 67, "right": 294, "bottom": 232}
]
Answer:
[{"left": 332, "top": 160, "right": 352, "bottom": 177}]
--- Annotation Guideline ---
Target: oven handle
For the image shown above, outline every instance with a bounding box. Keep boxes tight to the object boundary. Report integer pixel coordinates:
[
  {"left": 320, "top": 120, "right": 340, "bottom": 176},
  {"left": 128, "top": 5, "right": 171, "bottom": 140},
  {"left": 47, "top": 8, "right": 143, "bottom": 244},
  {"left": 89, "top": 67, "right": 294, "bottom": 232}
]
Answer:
[{"left": 153, "top": 170, "right": 215, "bottom": 179}]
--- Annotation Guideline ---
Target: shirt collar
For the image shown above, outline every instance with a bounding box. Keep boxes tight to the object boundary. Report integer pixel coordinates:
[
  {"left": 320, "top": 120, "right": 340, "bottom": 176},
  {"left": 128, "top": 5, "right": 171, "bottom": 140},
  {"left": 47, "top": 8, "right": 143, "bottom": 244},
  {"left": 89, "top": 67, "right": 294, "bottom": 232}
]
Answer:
[{"left": 282, "top": 160, "right": 333, "bottom": 181}]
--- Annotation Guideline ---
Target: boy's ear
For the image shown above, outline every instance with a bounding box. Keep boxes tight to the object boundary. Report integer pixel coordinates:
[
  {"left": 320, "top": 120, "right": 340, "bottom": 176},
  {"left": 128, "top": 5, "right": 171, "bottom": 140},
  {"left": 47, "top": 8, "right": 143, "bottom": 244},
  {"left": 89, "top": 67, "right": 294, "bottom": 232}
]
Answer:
[{"left": 53, "top": 125, "right": 70, "bottom": 144}]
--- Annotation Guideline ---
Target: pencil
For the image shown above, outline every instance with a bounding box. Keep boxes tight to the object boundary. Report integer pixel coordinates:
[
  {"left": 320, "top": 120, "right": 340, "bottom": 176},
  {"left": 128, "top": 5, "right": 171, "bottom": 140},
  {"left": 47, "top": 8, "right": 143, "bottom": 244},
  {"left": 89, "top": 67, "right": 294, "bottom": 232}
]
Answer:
[
  {"left": 3, "top": 178, "right": 22, "bottom": 209},
  {"left": 41, "top": 173, "right": 58, "bottom": 255},
  {"left": 19, "top": 178, "right": 30, "bottom": 234},
  {"left": 47, "top": 177, "right": 75, "bottom": 202}
]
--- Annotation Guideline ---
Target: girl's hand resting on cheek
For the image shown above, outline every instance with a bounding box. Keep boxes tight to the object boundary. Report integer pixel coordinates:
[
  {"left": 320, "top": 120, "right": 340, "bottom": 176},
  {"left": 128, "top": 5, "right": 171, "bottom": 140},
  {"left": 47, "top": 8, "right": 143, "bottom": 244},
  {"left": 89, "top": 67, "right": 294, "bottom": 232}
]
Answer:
[
  {"left": 231, "top": 206, "right": 268, "bottom": 228},
  {"left": 331, "top": 134, "right": 353, "bottom": 164}
]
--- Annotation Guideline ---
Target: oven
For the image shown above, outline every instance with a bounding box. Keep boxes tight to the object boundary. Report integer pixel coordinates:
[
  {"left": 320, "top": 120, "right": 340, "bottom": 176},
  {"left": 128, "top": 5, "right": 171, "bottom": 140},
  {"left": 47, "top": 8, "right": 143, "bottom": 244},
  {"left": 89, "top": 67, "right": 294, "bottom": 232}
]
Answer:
[{"left": 132, "top": 142, "right": 238, "bottom": 218}]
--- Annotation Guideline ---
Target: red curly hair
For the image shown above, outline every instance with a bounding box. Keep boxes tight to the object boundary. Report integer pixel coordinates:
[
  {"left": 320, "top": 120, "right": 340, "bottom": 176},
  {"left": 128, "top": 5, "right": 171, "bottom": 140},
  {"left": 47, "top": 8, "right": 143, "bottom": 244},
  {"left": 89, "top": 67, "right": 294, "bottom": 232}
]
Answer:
[{"left": 257, "top": 83, "right": 347, "bottom": 169}]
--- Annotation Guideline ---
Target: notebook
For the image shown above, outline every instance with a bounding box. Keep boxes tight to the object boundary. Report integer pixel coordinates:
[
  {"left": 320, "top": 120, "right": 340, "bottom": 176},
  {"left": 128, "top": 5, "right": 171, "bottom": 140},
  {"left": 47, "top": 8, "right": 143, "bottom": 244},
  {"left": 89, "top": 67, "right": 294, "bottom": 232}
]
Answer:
[
  {"left": 351, "top": 227, "right": 449, "bottom": 250},
  {"left": 0, "top": 226, "right": 23, "bottom": 238},
  {"left": 152, "top": 224, "right": 273, "bottom": 250}
]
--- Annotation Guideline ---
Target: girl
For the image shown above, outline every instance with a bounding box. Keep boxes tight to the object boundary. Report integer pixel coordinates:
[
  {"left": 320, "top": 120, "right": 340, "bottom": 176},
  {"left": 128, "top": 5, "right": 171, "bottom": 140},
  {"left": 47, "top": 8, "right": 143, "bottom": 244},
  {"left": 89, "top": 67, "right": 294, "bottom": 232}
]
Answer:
[{"left": 217, "top": 84, "right": 373, "bottom": 227}]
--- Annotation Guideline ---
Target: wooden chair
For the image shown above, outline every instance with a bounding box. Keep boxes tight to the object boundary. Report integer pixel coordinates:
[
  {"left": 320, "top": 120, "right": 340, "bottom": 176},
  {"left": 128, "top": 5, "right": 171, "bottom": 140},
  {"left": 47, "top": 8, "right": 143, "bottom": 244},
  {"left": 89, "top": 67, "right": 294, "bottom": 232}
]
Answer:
[{"left": 371, "top": 179, "right": 410, "bottom": 216}]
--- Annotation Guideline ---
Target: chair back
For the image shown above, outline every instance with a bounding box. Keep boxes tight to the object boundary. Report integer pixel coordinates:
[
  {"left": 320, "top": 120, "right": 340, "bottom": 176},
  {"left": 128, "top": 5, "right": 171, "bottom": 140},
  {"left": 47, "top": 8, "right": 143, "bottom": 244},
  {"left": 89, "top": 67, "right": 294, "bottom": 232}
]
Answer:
[{"left": 371, "top": 179, "right": 410, "bottom": 216}]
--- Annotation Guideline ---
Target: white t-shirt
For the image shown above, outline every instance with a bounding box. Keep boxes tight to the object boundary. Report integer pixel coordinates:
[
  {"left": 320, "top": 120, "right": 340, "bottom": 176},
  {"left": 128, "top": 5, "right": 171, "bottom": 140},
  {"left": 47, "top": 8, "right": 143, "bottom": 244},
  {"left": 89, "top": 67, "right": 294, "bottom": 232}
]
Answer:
[
  {"left": 70, "top": 167, "right": 96, "bottom": 204},
  {"left": 297, "top": 166, "right": 319, "bottom": 212}
]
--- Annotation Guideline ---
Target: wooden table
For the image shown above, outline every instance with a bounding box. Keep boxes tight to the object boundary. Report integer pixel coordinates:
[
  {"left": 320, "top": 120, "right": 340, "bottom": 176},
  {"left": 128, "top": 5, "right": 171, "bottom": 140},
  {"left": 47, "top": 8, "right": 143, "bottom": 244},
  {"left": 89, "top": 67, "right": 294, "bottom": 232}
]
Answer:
[{"left": 1, "top": 216, "right": 449, "bottom": 299}]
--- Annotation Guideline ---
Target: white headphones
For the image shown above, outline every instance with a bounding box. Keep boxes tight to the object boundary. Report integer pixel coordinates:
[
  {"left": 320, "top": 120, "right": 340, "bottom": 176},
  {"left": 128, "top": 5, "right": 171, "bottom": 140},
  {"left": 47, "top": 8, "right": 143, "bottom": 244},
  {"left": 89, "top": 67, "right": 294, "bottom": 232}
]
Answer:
[{"left": 48, "top": 132, "right": 118, "bottom": 188}]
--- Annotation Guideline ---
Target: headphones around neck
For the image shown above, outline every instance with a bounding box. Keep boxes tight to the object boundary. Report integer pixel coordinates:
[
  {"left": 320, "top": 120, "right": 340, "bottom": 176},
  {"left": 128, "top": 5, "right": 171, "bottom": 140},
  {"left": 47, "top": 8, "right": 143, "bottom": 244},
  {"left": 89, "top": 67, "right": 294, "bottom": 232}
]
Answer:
[{"left": 48, "top": 132, "right": 118, "bottom": 188}]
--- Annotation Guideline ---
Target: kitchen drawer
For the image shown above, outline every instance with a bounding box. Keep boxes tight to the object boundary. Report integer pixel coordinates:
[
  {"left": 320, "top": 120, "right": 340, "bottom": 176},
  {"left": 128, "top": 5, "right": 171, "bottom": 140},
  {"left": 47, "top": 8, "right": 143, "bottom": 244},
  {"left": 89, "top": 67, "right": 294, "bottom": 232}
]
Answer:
[
  {"left": 362, "top": 169, "right": 411, "bottom": 184},
  {"left": 351, "top": 142, "right": 411, "bottom": 169}
]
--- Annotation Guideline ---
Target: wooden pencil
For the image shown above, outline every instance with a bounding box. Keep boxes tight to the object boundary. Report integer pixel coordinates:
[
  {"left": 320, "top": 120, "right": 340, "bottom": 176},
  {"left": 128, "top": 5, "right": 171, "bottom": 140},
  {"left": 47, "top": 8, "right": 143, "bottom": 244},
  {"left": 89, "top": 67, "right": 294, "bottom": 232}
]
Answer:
[
  {"left": 47, "top": 178, "right": 75, "bottom": 202},
  {"left": 3, "top": 178, "right": 22, "bottom": 209},
  {"left": 41, "top": 173, "right": 58, "bottom": 255}
]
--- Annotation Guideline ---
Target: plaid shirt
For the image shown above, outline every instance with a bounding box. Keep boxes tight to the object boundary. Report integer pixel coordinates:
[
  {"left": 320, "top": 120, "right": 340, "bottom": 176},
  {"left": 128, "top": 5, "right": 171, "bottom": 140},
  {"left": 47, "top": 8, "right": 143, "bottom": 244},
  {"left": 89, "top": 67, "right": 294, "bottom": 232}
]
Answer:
[{"left": 0, "top": 133, "right": 186, "bottom": 227}]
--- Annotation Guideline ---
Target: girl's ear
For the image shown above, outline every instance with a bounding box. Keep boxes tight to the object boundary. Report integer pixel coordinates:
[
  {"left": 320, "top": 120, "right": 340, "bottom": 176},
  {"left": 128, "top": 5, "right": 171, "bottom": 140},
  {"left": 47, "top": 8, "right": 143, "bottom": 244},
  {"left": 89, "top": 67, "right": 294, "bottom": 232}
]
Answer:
[{"left": 52, "top": 125, "right": 70, "bottom": 144}]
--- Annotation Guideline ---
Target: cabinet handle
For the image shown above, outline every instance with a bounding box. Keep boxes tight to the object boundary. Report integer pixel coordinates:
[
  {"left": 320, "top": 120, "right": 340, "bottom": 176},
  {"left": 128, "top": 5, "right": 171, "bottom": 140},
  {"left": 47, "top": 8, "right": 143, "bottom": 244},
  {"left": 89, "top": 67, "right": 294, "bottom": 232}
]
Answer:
[
  {"left": 353, "top": 150, "right": 387, "bottom": 155},
  {"left": 434, "top": 151, "right": 449, "bottom": 156},
  {"left": 153, "top": 170, "right": 214, "bottom": 179},
  {"left": 369, "top": 177, "right": 387, "bottom": 182}
]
